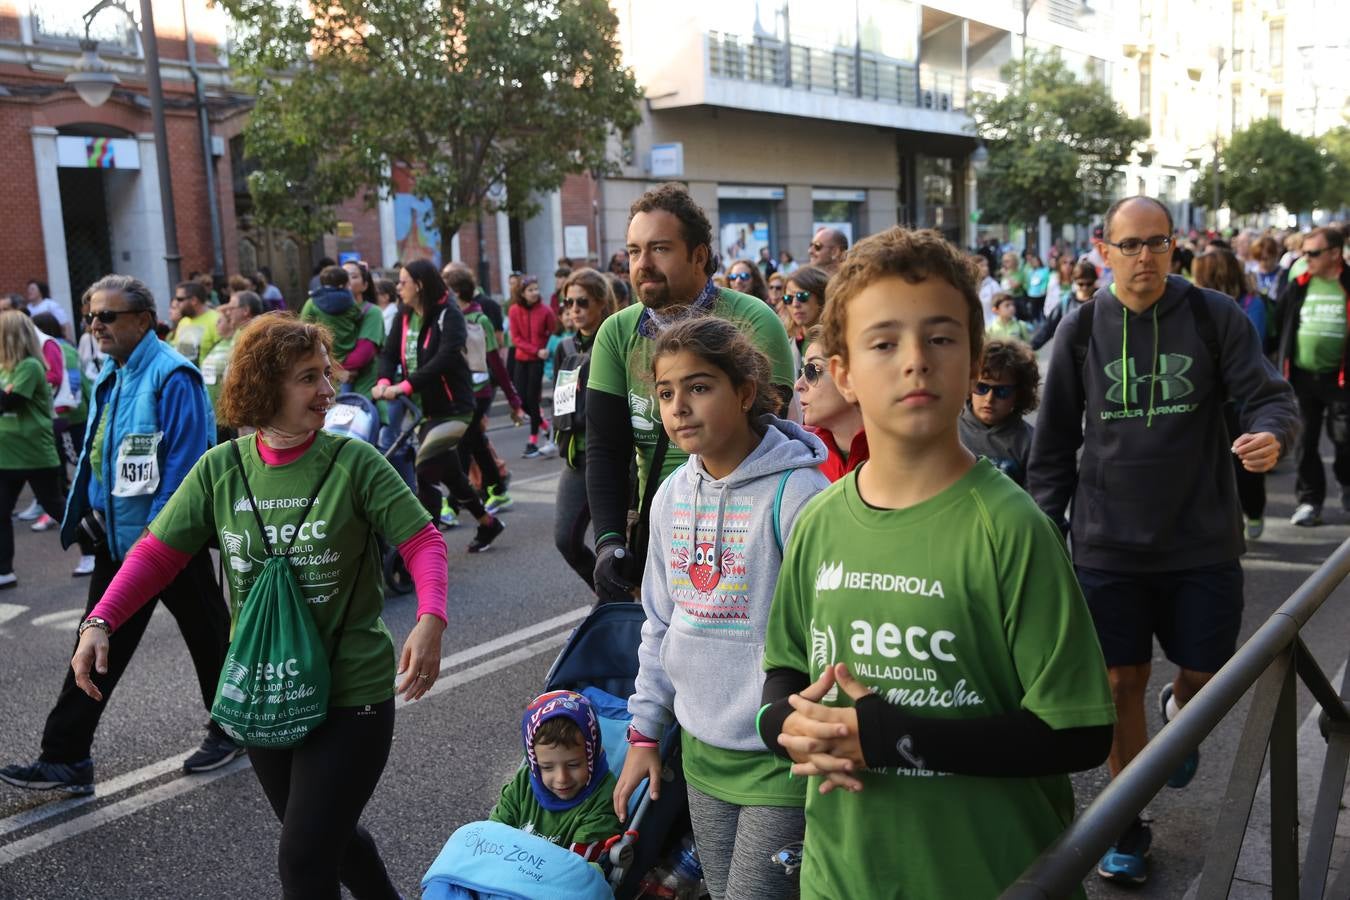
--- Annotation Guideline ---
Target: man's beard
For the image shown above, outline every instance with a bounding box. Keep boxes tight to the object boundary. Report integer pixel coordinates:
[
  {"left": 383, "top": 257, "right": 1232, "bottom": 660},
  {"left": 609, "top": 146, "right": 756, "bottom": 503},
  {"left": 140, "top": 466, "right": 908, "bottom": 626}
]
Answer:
[{"left": 635, "top": 276, "right": 672, "bottom": 309}]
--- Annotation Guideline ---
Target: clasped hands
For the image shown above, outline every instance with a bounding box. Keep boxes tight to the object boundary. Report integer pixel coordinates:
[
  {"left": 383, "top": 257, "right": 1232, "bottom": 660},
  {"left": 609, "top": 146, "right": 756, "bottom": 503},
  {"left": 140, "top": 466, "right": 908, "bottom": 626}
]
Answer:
[{"left": 777, "top": 662, "right": 874, "bottom": 795}]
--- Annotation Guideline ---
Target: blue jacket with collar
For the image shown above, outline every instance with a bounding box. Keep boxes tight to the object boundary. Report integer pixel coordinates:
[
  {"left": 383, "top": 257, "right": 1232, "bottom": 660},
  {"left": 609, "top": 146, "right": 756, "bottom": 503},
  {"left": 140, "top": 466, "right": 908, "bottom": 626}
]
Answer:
[{"left": 61, "top": 330, "right": 214, "bottom": 560}]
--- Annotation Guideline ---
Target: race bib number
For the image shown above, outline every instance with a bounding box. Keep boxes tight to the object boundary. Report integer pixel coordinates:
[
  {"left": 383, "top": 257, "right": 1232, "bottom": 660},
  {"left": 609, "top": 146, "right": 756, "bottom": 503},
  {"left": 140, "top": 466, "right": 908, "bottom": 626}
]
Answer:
[
  {"left": 326, "top": 404, "right": 357, "bottom": 427},
  {"left": 553, "top": 368, "right": 580, "bottom": 416},
  {"left": 112, "top": 432, "right": 162, "bottom": 498},
  {"left": 201, "top": 357, "right": 220, "bottom": 385}
]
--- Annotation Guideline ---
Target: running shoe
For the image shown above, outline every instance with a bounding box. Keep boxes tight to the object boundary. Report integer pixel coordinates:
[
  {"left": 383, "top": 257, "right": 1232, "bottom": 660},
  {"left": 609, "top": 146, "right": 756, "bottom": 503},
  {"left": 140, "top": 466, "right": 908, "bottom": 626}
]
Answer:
[
  {"left": 30, "top": 514, "right": 56, "bottom": 532},
  {"left": 0, "top": 758, "right": 94, "bottom": 794},
  {"left": 15, "top": 500, "right": 41, "bottom": 521},
  {"left": 1246, "top": 518, "right": 1264, "bottom": 540},
  {"left": 1291, "top": 503, "right": 1322, "bottom": 527},
  {"left": 536, "top": 439, "right": 559, "bottom": 459},
  {"left": 72, "top": 555, "right": 96, "bottom": 577},
  {"left": 467, "top": 517, "right": 505, "bottom": 553},
  {"left": 522, "top": 443, "right": 542, "bottom": 459},
  {"left": 1097, "top": 819, "right": 1151, "bottom": 884},
  {"left": 0, "top": 572, "right": 15, "bottom": 591},
  {"left": 439, "top": 499, "right": 460, "bottom": 529},
  {"left": 1158, "top": 683, "right": 1199, "bottom": 788},
  {"left": 484, "top": 487, "right": 514, "bottom": 514},
  {"left": 183, "top": 730, "right": 245, "bottom": 773}
]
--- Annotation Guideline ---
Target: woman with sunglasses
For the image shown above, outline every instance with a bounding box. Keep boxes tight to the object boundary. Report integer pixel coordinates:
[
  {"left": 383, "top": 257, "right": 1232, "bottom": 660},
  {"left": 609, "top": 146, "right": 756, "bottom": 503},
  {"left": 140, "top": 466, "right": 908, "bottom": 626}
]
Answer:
[
  {"left": 781, "top": 265, "right": 829, "bottom": 361},
  {"left": 550, "top": 269, "right": 618, "bottom": 590},
  {"left": 794, "top": 324, "right": 867, "bottom": 482},
  {"left": 1031, "top": 260, "right": 1099, "bottom": 351},
  {"left": 766, "top": 271, "right": 786, "bottom": 312},
  {"left": 959, "top": 338, "right": 1040, "bottom": 488},
  {"left": 725, "top": 259, "right": 769, "bottom": 302}
]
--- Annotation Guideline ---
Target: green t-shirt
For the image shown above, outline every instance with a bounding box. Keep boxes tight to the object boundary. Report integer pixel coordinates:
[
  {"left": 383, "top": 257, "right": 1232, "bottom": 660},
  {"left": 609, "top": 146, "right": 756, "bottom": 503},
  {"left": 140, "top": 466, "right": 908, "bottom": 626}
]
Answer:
[
  {"left": 1295, "top": 275, "right": 1347, "bottom": 373},
  {"left": 488, "top": 766, "right": 622, "bottom": 849},
  {"left": 986, "top": 317, "right": 1033, "bottom": 343},
  {"left": 200, "top": 336, "right": 234, "bottom": 415},
  {"left": 173, "top": 310, "right": 220, "bottom": 367},
  {"left": 301, "top": 300, "right": 385, "bottom": 397},
  {"left": 763, "top": 461, "right": 1115, "bottom": 900},
  {"left": 681, "top": 730, "right": 803, "bottom": 807},
  {"left": 586, "top": 289, "right": 794, "bottom": 494},
  {"left": 149, "top": 431, "right": 432, "bottom": 706},
  {"left": 0, "top": 357, "right": 59, "bottom": 470}
]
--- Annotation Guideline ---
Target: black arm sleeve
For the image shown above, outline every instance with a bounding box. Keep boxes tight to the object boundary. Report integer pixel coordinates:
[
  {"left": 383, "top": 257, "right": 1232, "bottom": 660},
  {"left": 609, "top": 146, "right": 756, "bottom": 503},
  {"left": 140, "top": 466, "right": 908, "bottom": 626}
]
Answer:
[
  {"left": 0, "top": 391, "right": 24, "bottom": 412},
  {"left": 585, "top": 390, "right": 635, "bottom": 545},
  {"left": 854, "top": 694, "right": 1112, "bottom": 777},
  {"left": 377, "top": 312, "right": 402, "bottom": 383},
  {"left": 758, "top": 667, "right": 812, "bottom": 759}
]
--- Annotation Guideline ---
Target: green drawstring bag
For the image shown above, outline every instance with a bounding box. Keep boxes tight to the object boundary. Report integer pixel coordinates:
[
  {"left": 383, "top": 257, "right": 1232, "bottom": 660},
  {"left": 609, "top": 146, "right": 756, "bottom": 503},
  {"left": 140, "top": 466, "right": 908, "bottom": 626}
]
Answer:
[{"left": 210, "top": 438, "right": 354, "bottom": 748}]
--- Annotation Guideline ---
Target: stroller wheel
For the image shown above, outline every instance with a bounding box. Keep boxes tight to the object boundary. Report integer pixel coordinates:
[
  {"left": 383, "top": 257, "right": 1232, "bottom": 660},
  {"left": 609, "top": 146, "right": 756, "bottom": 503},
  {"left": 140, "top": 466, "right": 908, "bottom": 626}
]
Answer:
[{"left": 384, "top": 548, "right": 414, "bottom": 595}]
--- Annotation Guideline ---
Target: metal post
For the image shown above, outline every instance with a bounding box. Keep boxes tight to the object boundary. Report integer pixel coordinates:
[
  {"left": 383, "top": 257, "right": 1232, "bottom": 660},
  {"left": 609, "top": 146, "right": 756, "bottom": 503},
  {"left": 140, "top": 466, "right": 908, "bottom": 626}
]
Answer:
[
  {"left": 138, "top": 0, "right": 181, "bottom": 289},
  {"left": 1021, "top": 0, "right": 1031, "bottom": 69},
  {"left": 1268, "top": 650, "right": 1299, "bottom": 897},
  {"left": 182, "top": 0, "right": 224, "bottom": 284}
]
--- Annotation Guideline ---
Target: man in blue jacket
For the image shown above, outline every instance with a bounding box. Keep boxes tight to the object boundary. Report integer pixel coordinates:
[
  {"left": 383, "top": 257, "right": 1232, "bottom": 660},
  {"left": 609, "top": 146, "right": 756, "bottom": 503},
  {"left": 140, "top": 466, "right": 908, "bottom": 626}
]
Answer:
[
  {"left": 1028, "top": 197, "right": 1300, "bottom": 886},
  {"left": 0, "top": 275, "right": 238, "bottom": 796}
]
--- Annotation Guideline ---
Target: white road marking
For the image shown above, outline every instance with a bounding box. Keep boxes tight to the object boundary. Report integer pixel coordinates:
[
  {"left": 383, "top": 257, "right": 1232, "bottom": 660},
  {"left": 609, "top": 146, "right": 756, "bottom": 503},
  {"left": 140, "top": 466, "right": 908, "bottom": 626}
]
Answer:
[
  {"left": 0, "top": 606, "right": 589, "bottom": 863},
  {"left": 1242, "top": 558, "right": 1322, "bottom": 573},
  {"left": 0, "top": 604, "right": 28, "bottom": 628},
  {"left": 28, "top": 609, "right": 86, "bottom": 630}
]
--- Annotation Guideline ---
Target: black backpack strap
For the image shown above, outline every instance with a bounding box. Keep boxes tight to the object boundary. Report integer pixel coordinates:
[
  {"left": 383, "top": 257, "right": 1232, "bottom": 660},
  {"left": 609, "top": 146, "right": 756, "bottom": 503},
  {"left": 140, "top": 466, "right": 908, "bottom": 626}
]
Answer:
[
  {"left": 1185, "top": 285, "right": 1223, "bottom": 369},
  {"left": 1071, "top": 298, "right": 1097, "bottom": 391}
]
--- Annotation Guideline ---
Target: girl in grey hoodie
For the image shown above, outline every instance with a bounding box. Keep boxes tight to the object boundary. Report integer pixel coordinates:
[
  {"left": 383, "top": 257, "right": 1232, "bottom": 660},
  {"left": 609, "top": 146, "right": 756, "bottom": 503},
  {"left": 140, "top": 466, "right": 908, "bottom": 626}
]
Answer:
[{"left": 613, "top": 317, "right": 828, "bottom": 900}]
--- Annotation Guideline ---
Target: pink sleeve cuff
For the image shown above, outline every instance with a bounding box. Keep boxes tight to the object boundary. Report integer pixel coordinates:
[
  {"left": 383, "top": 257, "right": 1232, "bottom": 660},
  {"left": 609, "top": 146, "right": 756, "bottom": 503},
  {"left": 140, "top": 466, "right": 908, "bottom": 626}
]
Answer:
[
  {"left": 396, "top": 380, "right": 413, "bottom": 396},
  {"left": 376, "top": 378, "right": 391, "bottom": 388},
  {"left": 89, "top": 534, "right": 194, "bottom": 631},
  {"left": 397, "top": 523, "right": 448, "bottom": 624}
]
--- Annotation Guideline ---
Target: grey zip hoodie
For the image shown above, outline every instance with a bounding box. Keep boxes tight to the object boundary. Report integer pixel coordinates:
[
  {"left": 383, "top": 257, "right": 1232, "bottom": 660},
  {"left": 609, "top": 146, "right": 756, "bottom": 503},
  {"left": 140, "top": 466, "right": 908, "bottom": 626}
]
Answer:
[{"left": 629, "top": 417, "right": 829, "bottom": 750}]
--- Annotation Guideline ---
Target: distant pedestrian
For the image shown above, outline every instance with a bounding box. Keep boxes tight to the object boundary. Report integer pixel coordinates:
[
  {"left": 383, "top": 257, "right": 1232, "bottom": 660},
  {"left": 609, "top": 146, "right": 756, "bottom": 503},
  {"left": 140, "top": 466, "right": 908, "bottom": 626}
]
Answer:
[
  {"left": 25, "top": 279, "right": 72, "bottom": 340},
  {"left": 726, "top": 258, "right": 769, "bottom": 303},
  {"left": 508, "top": 275, "right": 559, "bottom": 458},
  {"left": 807, "top": 227, "right": 848, "bottom": 276},
  {"left": 757, "top": 245, "right": 778, "bottom": 279},
  {"left": 257, "top": 266, "right": 286, "bottom": 312}
]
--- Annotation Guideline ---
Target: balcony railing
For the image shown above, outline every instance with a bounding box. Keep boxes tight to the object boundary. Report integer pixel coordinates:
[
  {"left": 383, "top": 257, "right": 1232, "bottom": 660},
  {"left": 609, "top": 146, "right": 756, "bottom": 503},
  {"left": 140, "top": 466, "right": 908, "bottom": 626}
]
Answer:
[{"left": 706, "top": 32, "right": 966, "bottom": 112}]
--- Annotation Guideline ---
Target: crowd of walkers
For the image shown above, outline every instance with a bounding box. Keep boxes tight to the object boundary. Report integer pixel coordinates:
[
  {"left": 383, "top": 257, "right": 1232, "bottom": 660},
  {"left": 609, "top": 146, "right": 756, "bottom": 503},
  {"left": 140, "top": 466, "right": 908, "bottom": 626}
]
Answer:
[{"left": 0, "top": 183, "right": 1344, "bottom": 898}]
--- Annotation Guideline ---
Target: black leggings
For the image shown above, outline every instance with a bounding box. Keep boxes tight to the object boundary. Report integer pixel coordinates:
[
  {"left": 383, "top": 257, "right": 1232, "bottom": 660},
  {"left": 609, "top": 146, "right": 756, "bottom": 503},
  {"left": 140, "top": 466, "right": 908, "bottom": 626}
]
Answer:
[
  {"left": 415, "top": 418, "right": 487, "bottom": 520},
  {"left": 512, "top": 358, "right": 546, "bottom": 436},
  {"left": 248, "top": 699, "right": 399, "bottom": 900},
  {"left": 457, "top": 396, "right": 502, "bottom": 494},
  {"left": 0, "top": 467, "right": 68, "bottom": 573}
]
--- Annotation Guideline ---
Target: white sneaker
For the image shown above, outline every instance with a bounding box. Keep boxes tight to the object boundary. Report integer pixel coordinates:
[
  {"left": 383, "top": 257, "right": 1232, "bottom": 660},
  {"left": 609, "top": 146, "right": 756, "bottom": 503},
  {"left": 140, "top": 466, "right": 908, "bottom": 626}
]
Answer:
[
  {"left": 1291, "top": 503, "right": 1322, "bottom": 527},
  {"left": 30, "top": 514, "right": 56, "bottom": 532},
  {"left": 0, "top": 572, "right": 16, "bottom": 590},
  {"left": 537, "top": 439, "right": 559, "bottom": 459},
  {"left": 15, "top": 500, "right": 40, "bottom": 521},
  {"left": 72, "top": 555, "right": 96, "bottom": 577}
]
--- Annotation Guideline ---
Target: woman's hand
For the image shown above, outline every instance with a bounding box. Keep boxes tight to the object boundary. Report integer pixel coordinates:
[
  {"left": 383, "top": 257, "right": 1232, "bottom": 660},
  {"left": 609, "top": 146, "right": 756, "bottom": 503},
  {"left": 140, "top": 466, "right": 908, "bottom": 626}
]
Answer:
[
  {"left": 613, "top": 744, "right": 662, "bottom": 823},
  {"left": 396, "top": 614, "right": 446, "bottom": 702},
  {"left": 71, "top": 627, "right": 110, "bottom": 702},
  {"left": 510, "top": 407, "right": 526, "bottom": 426}
]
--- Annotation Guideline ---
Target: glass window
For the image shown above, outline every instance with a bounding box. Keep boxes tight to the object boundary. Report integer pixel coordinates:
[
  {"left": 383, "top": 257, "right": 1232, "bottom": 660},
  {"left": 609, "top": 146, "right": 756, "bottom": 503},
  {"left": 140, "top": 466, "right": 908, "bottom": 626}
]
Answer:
[
  {"left": 812, "top": 200, "right": 861, "bottom": 247},
  {"left": 1269, "top": 23, "right": 1283, "bottom": 68},
  {"left": 32, "top": 7, "right": 137, "bottom": 52}
]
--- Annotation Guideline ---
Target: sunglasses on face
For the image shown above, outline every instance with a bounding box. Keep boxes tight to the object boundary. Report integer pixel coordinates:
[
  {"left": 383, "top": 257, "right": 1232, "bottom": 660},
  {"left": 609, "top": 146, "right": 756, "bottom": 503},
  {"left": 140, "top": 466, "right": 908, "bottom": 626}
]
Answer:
[
  {"left": 85, "top": 309, "right": 143, "bottom": 326},
  {"left": 1074, "top": 281, "right": 1096, "bottom": 289},
  {"left": 973, "top": 382, "right": 1015, "bottom": 400},
  {"left": 798, "top": 361, "right": 826, "bottom": 385},
  {"left": 728, "top": 272, "right": 753, "bottom": 282},
  {"left": 1304, "top": 247, "right": 1333, "bottom": 259},
  {"left": 809, "top": 242, "right": 824, "bottom": 251},
  {"left": 1106, "top": 235, "right": 1172, "bottom": 256},
  {"left": 561, "top": 296, "right": 590, "bottom": 309},
  {"left": 173, "top": 295, "right": 191, "bottom": 303},
  {"left": 784, "top": 291, "right": 815, "bottom": 305}
]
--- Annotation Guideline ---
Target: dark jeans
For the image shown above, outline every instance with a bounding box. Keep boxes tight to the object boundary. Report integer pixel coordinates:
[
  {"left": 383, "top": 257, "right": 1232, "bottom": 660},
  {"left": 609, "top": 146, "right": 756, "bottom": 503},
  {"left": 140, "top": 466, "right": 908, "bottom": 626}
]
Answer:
[
  {"left": 512, "top": 358, "right": 545, "bottom": 436},
  {"left": 1291, "top": 367, "right": 1350, "bottom": 507},
  {"left": 39, "top": 546, "right": 228, "bottom": 763},
  {"left": 457, "top": 396, "right": 502, "bottom": 495},
  {"left": 1224, "top": 404, "right": 1266, "bottom": 519},
  {"left": 0, "top": 467, "right": 67, "bottom": 573},
  {"left": 248, "top": 699, "right": 399, "bottom": 900},
  {"left": 554, "top": 454, "right": 595, "bottom": 590},
  {"left": 415, "top": 418, "right": 487, "bottom": 521}
]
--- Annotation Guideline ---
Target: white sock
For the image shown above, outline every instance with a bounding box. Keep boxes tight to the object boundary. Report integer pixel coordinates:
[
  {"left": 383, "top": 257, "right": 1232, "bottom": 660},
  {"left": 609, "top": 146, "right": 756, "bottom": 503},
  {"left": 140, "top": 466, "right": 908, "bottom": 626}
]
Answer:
[{"left": 1166, "top": 693, "right": 1182, "bottom": 721}]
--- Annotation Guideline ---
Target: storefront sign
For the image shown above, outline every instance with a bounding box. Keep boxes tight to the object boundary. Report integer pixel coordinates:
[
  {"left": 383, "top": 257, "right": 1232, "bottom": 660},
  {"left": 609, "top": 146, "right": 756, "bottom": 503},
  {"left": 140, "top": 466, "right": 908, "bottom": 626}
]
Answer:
[
  {"left": 56, "top": 136, "right": 141, "bottom": 170},
  {"left": 650, "top": 143, "right": 684, "bottom": 178}
]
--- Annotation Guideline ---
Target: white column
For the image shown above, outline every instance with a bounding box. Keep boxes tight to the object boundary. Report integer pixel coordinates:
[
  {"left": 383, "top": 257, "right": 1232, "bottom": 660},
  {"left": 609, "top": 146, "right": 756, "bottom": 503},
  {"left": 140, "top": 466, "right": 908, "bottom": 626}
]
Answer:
[
  {"left": 549, "top": 191, "right": 564, "bottom": 264},
  {"left": 495, "top": 210, "right": 512, "bottom": 297},
  {"left": 135, "top": 132, "right": 172, "bottom": 317},
  {"left": 450, "top": 233, "right": 462, "bottom": 263},
  {"left": 377, "top": 188, "right": 397, "bottom": 269},
  {"left": 30, "top": 127, "right": 71, "bottom": 309}
]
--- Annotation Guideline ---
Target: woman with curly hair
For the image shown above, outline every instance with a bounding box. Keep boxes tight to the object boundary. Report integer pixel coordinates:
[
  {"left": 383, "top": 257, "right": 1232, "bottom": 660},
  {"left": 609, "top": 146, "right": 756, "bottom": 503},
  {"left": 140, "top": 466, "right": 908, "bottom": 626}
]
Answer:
[
  {"left": 959, "top": 338, "right": 1040, "bottom": 488},
  {"left": 69, "top": 314, "right": 449, "bottom": 899}
]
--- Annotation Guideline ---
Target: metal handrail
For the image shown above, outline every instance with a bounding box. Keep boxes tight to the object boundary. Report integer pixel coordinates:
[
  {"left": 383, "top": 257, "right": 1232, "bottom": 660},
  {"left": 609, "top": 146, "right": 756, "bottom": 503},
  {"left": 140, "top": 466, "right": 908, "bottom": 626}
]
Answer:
[{"left": 1002, "top": 537, "right": 1350, "bottom": 899}]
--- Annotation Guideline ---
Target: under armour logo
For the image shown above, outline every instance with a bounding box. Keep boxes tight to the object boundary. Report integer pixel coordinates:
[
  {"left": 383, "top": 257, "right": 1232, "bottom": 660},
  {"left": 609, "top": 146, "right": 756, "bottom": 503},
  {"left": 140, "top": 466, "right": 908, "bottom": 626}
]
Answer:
[
  {"left": 1104, "top": 354, "right": 1195, "bottom": 406},
  {"left": 897, "top": 734, "right": 926, "bottom": 770}
]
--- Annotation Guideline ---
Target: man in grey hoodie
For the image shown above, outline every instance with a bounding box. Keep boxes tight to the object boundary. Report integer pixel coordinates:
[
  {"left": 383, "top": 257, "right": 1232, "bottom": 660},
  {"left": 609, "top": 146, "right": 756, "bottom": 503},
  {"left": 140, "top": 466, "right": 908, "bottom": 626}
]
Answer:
[{"left": 1027, "top": 196, "right": 1299, "bottom": 885}]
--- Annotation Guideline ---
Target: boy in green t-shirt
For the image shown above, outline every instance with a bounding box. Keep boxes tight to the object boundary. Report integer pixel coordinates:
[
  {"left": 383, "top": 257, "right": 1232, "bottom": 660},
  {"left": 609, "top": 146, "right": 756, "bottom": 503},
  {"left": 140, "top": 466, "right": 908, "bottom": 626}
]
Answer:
[
  {"left": 488, "top": 691, "right": 621, "bottom": 862},
  {"left": 758, "top": 227, "right": 1116, "bottom": 899}
]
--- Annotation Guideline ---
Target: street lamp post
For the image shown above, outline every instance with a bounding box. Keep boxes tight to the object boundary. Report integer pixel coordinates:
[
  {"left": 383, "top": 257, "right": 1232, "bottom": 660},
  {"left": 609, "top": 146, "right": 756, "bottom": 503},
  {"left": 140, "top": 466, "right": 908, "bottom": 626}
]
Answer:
[
  {"left": 65, "top": 0, "right": 181, "bottom": 291},
  {"left": 1212, "top": 46, "right": 1226, "bottom": 225}
]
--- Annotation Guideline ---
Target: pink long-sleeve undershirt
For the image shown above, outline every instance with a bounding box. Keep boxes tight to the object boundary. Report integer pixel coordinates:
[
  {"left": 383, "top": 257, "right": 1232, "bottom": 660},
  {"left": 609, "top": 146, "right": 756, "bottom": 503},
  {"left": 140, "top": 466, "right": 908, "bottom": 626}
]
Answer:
[
  {"left": 88, "top": 437, "right": 449, "bottom": 630},
  {"left": 342, "top": 338, "right": 378, "bottom": 373},
  {"left": 41, "top": 340, "right": 63, "bottom": 390}
]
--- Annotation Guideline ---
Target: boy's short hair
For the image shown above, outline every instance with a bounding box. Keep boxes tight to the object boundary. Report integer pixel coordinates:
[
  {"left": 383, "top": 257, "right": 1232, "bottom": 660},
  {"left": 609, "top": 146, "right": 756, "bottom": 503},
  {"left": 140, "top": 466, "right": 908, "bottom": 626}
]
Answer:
[
  {"left": 822, "top": 227, "right": 982, "bottom": 363},
  {"left": 991, "top": 292, "right": 1015, "bottom": 308},
  {"left": 978, "top": 338, "right": 1041, "bottom": 415},
  {"left": 532, "top": 715, "right": 584, "bottom": 749},
  {"left": 319, "top": 265, "right": 349, "bottom": 289}
]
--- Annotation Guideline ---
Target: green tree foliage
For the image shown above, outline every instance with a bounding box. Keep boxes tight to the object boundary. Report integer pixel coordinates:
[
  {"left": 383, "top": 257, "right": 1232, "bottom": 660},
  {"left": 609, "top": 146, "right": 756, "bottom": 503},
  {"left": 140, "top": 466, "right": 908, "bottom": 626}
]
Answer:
[
  {"left": 970, "top": 53, "right": 1148, "bottom": 230},
  {"left": 1193, "top": 119, "right": 1323, "bottom": 217},
  {"left": 218, "top": 0, "right": 643, "bottom": 258},
  {"left": 1318, "top": 126, "right": 1350, "bottom": 212}
]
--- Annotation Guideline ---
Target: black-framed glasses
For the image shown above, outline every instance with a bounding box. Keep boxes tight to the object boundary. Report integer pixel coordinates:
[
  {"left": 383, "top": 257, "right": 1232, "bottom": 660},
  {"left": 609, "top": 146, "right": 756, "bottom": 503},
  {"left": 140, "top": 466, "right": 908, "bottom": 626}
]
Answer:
[
  {"left": 84, "top": 309, "right": 144, "bottom": 326},
  {"left": 1106, "top": 235, "right": 1172, "bottom": 256},
  {"left": 1304, "top": 247, "right": 1332, "bottom": 259},
  {"left": 561, "top": 296, "right": 590, "bottom": 309},
  {"left": 973, "top": 382, "right": 1015, "bottom": 399},
  {"left": 727, "top": 271, "right": 753, "bottom": 282},
  {"left": 784, "top": 291, "right": 815, "bottom": 305},
  {"left": 798, "top": 361, "right": 826, "bottom": 385}
]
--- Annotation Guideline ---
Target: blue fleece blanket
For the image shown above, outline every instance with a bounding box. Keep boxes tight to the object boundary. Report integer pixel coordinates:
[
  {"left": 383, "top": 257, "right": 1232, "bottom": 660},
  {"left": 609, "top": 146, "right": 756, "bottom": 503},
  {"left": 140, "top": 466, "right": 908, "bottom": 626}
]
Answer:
[{"left": 421, "top": 820, "right": 612, "bottom": 900}]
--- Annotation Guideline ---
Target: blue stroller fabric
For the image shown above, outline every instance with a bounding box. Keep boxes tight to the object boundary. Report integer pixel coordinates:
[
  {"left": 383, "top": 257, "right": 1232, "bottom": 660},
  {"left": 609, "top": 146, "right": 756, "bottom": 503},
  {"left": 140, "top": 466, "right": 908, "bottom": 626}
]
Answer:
[
  {"left": 422, "top": 820, "right": 613, "bottom": 900},
  {"left": 323, "top": 394, "right": 381, "bottom": 444}
]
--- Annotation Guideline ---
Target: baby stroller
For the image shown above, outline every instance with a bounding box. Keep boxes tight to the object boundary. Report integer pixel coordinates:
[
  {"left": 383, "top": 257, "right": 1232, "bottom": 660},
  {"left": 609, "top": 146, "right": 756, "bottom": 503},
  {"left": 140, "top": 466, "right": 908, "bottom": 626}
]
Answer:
[
  {"left": 422, "top": 603, "right": 694, "bottom": 900},
  {"left": 324, "top": 393, "right": 421, "bottom": 595}
]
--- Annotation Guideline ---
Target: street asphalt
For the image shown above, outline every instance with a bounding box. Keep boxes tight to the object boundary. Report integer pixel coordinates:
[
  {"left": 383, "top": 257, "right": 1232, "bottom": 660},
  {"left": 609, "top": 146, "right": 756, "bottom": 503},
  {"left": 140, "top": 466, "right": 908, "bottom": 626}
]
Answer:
[{"left": 0, "top": 392, "right": 1347, "bottom": 899}]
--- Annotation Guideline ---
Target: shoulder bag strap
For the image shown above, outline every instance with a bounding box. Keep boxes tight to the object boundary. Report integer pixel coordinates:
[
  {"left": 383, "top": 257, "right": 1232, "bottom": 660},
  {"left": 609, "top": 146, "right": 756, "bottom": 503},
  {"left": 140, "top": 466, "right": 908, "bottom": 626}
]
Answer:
[
  {"left": 771, "top": 469, "right": 793, "bottom": 554},
  {"left": 231, "top": 439, "right": 276, "bottom": 558}
]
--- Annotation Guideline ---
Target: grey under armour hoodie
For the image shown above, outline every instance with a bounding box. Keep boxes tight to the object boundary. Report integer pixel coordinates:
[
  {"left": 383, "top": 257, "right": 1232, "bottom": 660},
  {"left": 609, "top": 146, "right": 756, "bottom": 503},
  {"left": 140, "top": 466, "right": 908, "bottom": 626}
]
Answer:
[{"left": 629, "top": 417, "right": 829, "bottom": 750}]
